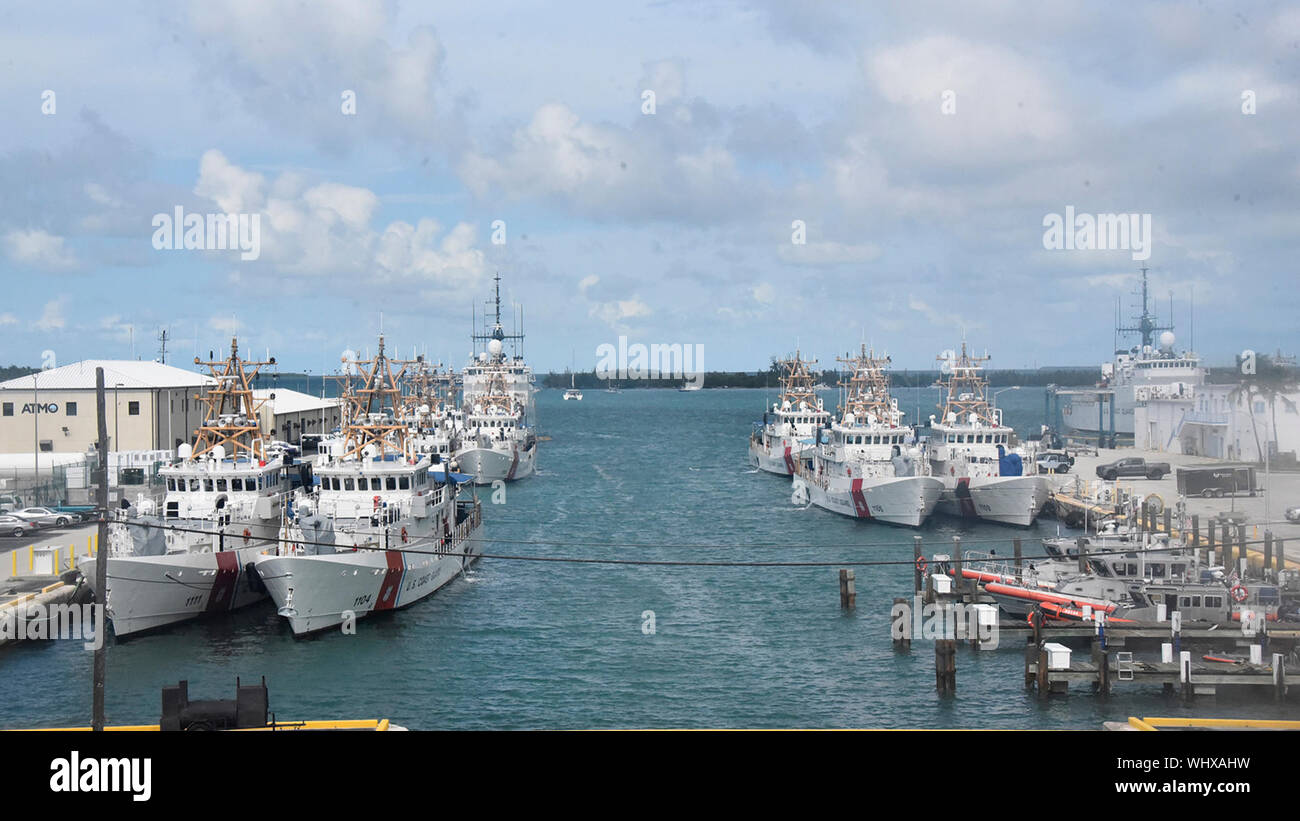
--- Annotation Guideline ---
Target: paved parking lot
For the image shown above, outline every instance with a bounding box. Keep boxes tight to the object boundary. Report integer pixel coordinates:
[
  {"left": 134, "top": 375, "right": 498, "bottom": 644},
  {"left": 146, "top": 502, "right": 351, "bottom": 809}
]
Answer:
[{"left": 1056, "top": 446, "right": 1300, "bottom": 539}]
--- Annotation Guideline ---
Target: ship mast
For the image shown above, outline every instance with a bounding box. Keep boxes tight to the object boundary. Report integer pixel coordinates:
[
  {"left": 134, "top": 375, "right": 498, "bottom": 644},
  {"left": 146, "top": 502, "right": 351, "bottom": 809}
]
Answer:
[
  {"left": 935, "top": 342, "right": 997, "bottom": 427},
  {"left": 776, "top": 350, "right": 820, "bottom": 410},
  {"left": 472, "top": 273, "right": 525, "bottom": 362},
  {"left": 838, "top": 345, "right": 898, "bottom": 426},
  {"left": 338, "top": 335, "right": 417, "bottom": 459},
  {"left": 190, "top": 337, "right": 274, "bottom": 460},
  {"left": 1116, "top": 266, "right": 1173, "bottom": 350}
]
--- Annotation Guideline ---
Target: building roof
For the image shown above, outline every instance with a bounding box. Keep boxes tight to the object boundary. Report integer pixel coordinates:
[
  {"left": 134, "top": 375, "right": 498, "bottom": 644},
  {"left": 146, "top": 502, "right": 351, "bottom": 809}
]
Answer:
[
  {"left": 0, "top": 360, "right": 218, "bottom": 391},
  {"left": 252, "top": 388, "right": 342, "bottom": 414}
]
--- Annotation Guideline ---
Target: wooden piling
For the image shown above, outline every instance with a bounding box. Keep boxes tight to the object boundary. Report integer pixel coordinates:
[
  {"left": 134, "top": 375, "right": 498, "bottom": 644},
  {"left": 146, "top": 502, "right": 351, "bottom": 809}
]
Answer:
[
  {"left": 893, "top": 597, "right": 911, "bottom": 651},
  {"left": 1076, "top": 536, "right": 1087, "bottom": 574},
  {"left": 1037, "top": 645, "right": 1050, "bottom": 701},
  {"left": 839, "top": 569, "right": 856, "bottom": 609},
  {"left": 1013, "top": 537, "right": 1022, "bottom": 578},
  {"left": 1237, "top": 525, "right": 1248, "bottom": 577},
  {"left": 935, "top": 639, "right": 956, "bottom": 695},
  {"left": 913, "top": 535, "right": 923, "bottom": 594},
  {"left": 952, "top": 536, "right": 964, "bottom": 598},
  {"left": 1275, "top": 653, "right": 1288, "bottom": 703}
]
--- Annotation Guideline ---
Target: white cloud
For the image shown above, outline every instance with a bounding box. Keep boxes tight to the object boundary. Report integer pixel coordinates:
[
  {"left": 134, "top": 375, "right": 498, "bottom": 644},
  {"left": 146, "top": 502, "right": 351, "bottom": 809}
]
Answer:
[
  {"left": 590, "top": 298, "right": 652, "bottom": 329},
  {"left": 0, "top": 313, "right": 18, "bottom": 327},
  {"left": 752, "top": 282, "right": 775, "bottom": 304},
  {"left": 777, "top": 240, "right": 881, "bottom": 266},
  {"left": 3, "top": 229, "right": 77, "bottom": 270},
  {"left": 33, "top": 298, "right": 67, "bottom": 331},
  {"left": 188, "top": 152, "right": 486, "bottom": 293}
]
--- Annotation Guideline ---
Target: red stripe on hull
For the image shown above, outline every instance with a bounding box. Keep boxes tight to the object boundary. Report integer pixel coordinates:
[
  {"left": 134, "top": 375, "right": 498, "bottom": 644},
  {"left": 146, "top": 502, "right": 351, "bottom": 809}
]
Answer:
[
  {"left": 849, "top": 478, "right": 872, "bottom": 518},
  {"left": 205, "top": 551, "right": 241, "bottom": 613},
  {"left": 783, "top": 445, "right": 795, "bottom": 474},
  {"left": 374, "top": 551, "right": 405, "bottom": 611}
]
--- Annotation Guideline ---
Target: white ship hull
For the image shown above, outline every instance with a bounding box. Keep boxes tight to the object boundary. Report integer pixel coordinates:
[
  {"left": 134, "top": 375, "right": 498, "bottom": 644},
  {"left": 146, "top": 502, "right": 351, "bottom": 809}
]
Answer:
[
  {"left": 792, "top": 473, "right": 944, "bottom": 528},
  {"left": 747, "top": 437, "right": 812, "bottom": 476},
  {"left": 253, "top": 510, "right": 483, "bottom": 635},
  {"left": 80, "top": 545, "right": 269, "bottom": 638},
  {"left": 457, "top": 442, "right": 536, "bottom": 484},
  {"left": 1065, "top": 390, "right": 1135, "bottom": 435},
  {"left": 934, "top": 475, "right": 1049, "bottom": 527}
]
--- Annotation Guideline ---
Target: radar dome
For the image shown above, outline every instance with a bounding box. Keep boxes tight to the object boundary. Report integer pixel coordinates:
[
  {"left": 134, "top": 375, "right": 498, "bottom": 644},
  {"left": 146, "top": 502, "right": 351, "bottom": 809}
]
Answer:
[
  {"left": 212, "top": 445, "right": 226, "bottom": 462},
  {"left": 1158, "top": 331, "right": 1176, "bottom": 351},
  {"left": 478, "top": 352, "right": 489, "bottom": 362},
  {"left": 177, "top": 443, "right": 193, "bottom": 460},
  {"left": 487, "top": 339, "right": 503, "bottom": 357}
]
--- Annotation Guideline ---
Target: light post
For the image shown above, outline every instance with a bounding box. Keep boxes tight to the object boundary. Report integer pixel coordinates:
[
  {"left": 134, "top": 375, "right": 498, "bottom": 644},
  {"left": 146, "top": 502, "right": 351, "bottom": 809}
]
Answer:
[
  {"left": 113, "top": 383, "right": 123, "bottom": 486},
  {"left": 992, "top": 386, "right": 1020, "bottom": 419}
]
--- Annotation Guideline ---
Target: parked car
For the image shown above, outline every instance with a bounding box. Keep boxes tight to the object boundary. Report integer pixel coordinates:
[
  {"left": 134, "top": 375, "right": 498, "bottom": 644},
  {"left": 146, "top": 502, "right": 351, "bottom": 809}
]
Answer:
[
  {"left": 265, "top": 440, "right": 301, "bottom": 459},
  {"left": 1095, "top": 457, "right": 1170, "bottom": 481},
  {"left": 1036, "top": 451, "right": 1074, "bottom": 474},
  {"left": 9, "top": 507, "right": 74, "bottom": 528},
  {"left": 1286, "top": 506, "right": 1300, "bottom": 524},
  {"left": 0, "top": 514, "right": 34, "bottom": 537}
]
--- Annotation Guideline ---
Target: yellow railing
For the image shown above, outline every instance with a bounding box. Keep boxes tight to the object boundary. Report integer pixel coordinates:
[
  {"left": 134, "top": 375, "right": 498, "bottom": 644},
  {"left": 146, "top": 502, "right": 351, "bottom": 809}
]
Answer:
[{"left": 1128, "top": 716, "right": 1300, "bottom": 731}]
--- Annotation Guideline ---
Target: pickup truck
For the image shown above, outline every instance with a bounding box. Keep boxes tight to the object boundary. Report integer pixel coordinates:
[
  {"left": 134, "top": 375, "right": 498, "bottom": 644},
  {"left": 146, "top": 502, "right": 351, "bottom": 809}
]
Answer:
[{"left": 1096, "top": 457, "right": 1170, "bottom": 481}]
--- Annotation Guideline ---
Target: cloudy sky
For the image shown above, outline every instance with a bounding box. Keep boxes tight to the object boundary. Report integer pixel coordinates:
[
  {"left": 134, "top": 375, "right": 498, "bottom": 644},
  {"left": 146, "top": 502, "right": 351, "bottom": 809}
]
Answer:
[{"left": 1, "top": 1, "right": 1296, "bottom": 374}]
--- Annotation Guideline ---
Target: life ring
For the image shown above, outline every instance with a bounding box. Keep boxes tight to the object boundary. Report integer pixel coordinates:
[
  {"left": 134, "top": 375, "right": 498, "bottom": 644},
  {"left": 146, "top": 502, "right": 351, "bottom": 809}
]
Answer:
[
  {"left": 1230, "top": 584, "right": 1248, "bottom": 603},
  {"left": 401, "top": 527, "right": 409, "bottom": 544},
  {"left": 242, "top": 528, "right": 251, "bottom": 545},
  {"left": 915, "top": 556, "right": 928, "bottom": 575}
]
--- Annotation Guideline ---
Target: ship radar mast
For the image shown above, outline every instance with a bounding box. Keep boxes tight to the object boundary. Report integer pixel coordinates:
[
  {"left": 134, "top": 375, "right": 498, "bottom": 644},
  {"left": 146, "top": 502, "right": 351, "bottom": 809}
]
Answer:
[
  {"left": 190, "top": 337, "right": 274, "bottom": 460},
  {"left": 1117, "top": 266, "right": 1174, "bottom": 350}
]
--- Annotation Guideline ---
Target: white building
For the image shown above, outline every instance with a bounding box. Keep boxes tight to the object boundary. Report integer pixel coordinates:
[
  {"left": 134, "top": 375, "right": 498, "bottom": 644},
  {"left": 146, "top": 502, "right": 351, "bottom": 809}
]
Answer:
[
  {"left": 252, "top": 388, "right": 344, "bottom": 444},
  {"left": 0, "top": 360, "right": 217, "bottom": 457},
  {"left": 1134, "top": 383, "right": 1300, "bottom": 463}
]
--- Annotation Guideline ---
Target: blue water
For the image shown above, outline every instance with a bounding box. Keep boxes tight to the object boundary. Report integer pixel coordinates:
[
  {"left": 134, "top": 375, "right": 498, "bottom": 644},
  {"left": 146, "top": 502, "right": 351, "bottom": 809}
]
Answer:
[{"left": 2, "top": 388, "right": 1296, "bottom": 728}]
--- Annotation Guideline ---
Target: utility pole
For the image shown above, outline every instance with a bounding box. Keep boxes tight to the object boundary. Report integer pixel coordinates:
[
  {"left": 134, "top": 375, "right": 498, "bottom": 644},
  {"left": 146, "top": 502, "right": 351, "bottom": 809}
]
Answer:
[{"left": 93, "top": 367, "right": 109, "bottom": 731}]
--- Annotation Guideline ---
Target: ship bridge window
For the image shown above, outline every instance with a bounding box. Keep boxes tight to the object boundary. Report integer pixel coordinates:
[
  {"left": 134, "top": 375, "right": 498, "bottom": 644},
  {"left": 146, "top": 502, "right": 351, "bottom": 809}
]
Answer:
[
  {"left": 1150, "top": 563, "right": 1166, "bottom": 578},
  {"left": 231, "top": 478, "right": 243, "bottom": 491},
  {"left": 216, "top": 479, "right": 227, "bottom": 492},
  {"left": 188, "top": 479, "right": 199, "bottom": 491},
  {"left": 344, "top": 478, "right": 355, "bottom": 491},
  {"left": 1171, "top": 563, "right": 1186, "bottom": 577},
  {"left": 1204, "top": 596, "right": 1223, "bottom": 608},
  {"left": 166, "top": 478, "right": 176, "bottom": 491},
  {"left": 399, "top": 476, "right": 410, "bottom": 490},
  {"left": 386, "top": 477, "right": 397, "bottom": 491},
  {"left": 203, "top": 479, "right": 214, "bottom": 492},
  {"left": 1179, "top": 596, "right": 1201, "bottom": 608}
]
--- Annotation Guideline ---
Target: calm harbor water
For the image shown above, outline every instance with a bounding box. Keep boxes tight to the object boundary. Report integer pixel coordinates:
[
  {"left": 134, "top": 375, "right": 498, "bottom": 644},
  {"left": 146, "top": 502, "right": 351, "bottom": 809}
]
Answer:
[{"left": 2, "top": 387, "right": 1296, "bottom": 729}]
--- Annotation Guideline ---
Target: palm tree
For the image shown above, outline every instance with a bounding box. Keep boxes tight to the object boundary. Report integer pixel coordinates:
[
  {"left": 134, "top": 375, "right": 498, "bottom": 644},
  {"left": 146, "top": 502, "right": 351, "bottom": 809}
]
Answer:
[{"left": 1227, "top": 354, "right": 1298, "bottom": 462}]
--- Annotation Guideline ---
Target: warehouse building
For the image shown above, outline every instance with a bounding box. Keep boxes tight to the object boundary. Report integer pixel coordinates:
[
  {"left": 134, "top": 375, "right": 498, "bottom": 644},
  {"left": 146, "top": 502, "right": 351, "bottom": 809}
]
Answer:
[
  {"left": 252, "top": 388, "right": 344, "bottom": 445},
  {"left": 0, "top": 360, "right": 217, "bottom": 456}
]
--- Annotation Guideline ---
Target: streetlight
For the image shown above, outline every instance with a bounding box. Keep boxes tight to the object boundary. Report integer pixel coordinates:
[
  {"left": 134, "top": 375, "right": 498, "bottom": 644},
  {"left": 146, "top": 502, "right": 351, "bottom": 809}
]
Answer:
[
  {"left": 113, "top": 383, "right": 123, "bottom": 487},
  {"left": 992, "top": 385, "right": 1020, "bottom": 415}
]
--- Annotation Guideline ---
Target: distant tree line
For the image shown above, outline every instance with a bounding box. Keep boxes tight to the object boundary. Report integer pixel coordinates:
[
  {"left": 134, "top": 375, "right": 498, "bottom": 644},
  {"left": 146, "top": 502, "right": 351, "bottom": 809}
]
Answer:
[
  {"left": 0, "top": 365, "right": 39, "bottom": 382},
  {"left": 542, "top": 365, "right": 1102, "bottom": 390}
]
